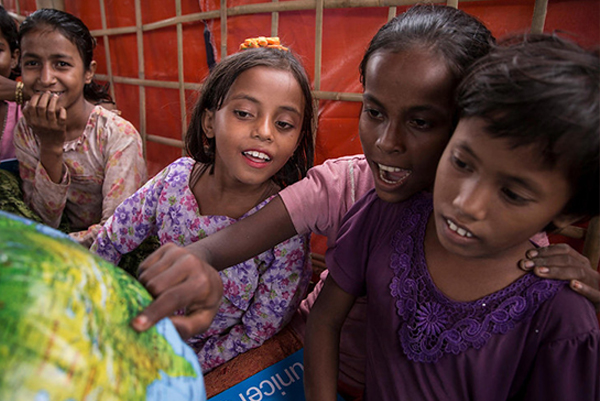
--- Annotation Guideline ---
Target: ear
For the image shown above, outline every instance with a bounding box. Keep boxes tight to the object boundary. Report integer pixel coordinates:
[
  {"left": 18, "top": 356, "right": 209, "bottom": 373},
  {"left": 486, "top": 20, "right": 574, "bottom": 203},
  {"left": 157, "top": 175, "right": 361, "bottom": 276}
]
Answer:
[
  {"left": 85, "top": 60, "right": 97, "bottom": 84},
  {"left": 10, "top": 48, "right": 19, "bottom": 70},
  {"left": 551, "top": 213, "right": 584, "bottom": 230},
  {"left": 202, "top": 109, "right": 215, "bottom": 138}
]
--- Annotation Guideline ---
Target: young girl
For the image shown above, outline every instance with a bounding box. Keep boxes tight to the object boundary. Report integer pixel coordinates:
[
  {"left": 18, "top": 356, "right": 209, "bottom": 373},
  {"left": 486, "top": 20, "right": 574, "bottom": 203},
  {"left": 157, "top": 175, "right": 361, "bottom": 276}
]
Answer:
[
  {"left": 13, "top": 9, "right": 147, "bottom": 248},
  {"left": 132, "top": 5, "right": 599, "bottom": 396},
  {"left": 305, "top": 34, "right": 599, "bottom": 401},
  {"left": 0, "top": 6, "right": 20, "bottom": 163},
  {"left": 91, "top": 42, "right": 315, "bottom": 372}
]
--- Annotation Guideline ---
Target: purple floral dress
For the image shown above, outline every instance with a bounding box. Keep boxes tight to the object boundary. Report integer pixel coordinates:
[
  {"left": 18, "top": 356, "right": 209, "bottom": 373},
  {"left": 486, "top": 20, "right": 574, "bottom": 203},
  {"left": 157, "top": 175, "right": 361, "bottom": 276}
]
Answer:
[{"left": 92, "top": 157, "right": 312, "bottom": 372}]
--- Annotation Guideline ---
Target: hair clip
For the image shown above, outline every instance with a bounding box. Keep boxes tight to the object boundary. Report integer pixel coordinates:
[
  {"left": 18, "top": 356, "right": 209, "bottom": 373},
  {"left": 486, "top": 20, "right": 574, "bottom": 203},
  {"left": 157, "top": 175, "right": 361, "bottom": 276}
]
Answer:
[{"left": 239, "top": 36, "right": 288, "bottom": 51}]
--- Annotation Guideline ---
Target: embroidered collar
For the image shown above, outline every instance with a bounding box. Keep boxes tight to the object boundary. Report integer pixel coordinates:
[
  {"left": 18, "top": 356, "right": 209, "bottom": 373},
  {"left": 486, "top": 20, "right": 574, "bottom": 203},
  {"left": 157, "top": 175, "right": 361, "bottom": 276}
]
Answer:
[{"left": 388, "top": 193, "right": 564, "bottom": 363}]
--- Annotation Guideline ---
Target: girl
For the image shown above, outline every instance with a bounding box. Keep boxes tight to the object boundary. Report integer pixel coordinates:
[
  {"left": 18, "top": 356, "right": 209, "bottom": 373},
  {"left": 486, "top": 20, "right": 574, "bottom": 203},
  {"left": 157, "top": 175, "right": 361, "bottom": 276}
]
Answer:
[
  {"left": 91, "top": 42, "right": 315, "bottom": 372},
  {"left": 305, "top": 34, "right": 599, "bottom": 401},
  {"left": 0, "top": 5, "right": 20, "bottom": 163},
  {"left": 133, "top": 5, "right": 599, "bottom": 397},
  {"left": 13, "top": 9, "right": 147, "bottom": 248}
]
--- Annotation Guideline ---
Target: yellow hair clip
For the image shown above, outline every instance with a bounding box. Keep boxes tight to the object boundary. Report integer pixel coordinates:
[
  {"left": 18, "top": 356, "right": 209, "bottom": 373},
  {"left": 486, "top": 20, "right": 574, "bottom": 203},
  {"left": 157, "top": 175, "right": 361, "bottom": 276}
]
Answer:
[{"left": 239, "top": 36, "right": 288, "bottom": 51}]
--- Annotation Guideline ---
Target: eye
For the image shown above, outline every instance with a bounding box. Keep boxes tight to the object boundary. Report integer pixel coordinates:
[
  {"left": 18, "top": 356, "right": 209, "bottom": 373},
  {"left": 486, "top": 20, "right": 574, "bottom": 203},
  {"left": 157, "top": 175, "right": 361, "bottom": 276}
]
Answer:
[
  {"left": 56, "top": 61, "right": 71, "bottom": 68},
  {"left": 501, "top": 188, "right": 530, "bottom": 205},
  {"left": 23, "top": 60, "right": 38, "bottom": 67},
  {"left": 451, "top": 154, "right": 469, "bottom": 171},
  {"left": 276, "top": 120, "right": 295, "bottom": 130},
  {"left": 409, "top": 118, "right": 432, "bottom": 130},
  {"left": 234, "top": 110, "right": 252, "bottom": 119},
  {"left": 363, "top": 107, "right": 383, "bottom": 120}
]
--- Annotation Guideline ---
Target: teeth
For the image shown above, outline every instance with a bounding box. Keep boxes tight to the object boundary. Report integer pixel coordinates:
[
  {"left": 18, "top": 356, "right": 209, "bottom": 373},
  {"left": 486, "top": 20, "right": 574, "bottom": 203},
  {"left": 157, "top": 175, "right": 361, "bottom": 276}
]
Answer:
[
  {"left": 447, "top": 219, "right": 473, "bottom": 238},
  {"left": 378, "top": 163, "right": 402, "bottom": 173},
  {"left": 243, "top": 151, "right": 271, "bottom": 161},
  {"left": 377, "top": 163, "right": 410, "bottom": 184},
  {"left": 35, "top": 90, "right": 64, "bottom": 96}
]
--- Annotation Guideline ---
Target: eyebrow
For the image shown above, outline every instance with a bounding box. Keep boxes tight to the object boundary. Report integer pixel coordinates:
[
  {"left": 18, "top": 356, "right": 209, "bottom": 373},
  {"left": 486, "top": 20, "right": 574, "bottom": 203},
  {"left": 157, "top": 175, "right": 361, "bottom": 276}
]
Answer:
[
  {"left": 21, "top": 51, "right": 75, "bottom": 60},
  {"left": 457, "top": 141, "right": 544, "bottom": 196},
  {"left": 362, "top": 92, "right": 447, "bottom": 114},
  {"left": 231, "top": 93, "right": 302, "bottom": 116}
]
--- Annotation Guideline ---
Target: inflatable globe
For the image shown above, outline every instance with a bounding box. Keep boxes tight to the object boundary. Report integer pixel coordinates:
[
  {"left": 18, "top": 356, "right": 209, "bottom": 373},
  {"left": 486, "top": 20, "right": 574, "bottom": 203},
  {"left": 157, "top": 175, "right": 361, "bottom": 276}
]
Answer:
[{"left": 0, "top": 211, "right": 206, "bottom": 401}]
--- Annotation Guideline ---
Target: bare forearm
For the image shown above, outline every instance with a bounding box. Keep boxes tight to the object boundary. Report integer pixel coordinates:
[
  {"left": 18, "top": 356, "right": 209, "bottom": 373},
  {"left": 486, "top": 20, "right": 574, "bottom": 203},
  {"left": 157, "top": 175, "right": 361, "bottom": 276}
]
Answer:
[
  {"left": 305, "top": 317, "right": 341, "bottom": 401},
  {"left": 304, "top": 275, "right": 356, "bottom": 401},
  {"left": 186, "top": 195, "right": 298, "bottom": 270},
  {"left": 39, "top": 146, "right": 64, "bottom": 183}
]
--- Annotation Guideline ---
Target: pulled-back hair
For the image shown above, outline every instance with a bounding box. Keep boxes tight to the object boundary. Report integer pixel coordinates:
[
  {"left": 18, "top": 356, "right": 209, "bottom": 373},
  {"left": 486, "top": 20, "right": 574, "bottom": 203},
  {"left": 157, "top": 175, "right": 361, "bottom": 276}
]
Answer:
[
  {"left": 19, "top": 8, "right": 114, "bottom": 106},
  {"left": 458, "top": 34, "right": 600, "bottom": 219},
  {"left": 186, "top": 47, "right": 315, "bottom": 187},
  {"left": 359, "top": 4, "right": 495, "bottom": 88}
]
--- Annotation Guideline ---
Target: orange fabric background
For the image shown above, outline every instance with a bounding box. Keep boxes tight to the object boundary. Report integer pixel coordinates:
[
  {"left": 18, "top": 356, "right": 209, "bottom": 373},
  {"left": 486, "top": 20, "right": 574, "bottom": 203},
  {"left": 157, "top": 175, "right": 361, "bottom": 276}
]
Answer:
[{"left": 4, "top": 0, "right": 599, "bottom": 256}]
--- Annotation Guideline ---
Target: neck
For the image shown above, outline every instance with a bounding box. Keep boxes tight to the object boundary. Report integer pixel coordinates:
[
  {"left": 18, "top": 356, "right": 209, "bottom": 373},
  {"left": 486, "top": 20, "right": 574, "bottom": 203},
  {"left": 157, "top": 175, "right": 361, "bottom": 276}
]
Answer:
[
  {"left": 192, "top": 164, "right": 279, "bottom": 219},
  {"left": 424, "top": 215, "right": 530, "bottom": 302},
  {"left": 65, "top": 98, "right": 94, "bottom": 141}
]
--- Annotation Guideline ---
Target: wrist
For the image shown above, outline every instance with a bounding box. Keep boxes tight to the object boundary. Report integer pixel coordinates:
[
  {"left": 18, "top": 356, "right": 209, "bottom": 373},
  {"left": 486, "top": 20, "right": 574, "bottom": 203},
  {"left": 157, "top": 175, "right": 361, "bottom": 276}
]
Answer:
[{"left": 15, "top": 81, "right": 24, "bottom": 106}]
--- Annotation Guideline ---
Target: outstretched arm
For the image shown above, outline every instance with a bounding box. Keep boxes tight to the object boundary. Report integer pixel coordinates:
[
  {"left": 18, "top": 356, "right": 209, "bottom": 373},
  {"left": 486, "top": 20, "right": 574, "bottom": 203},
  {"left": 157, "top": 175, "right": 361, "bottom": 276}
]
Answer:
[
  {"left": 189, "top": 195, "right": 297, "bottom": 269},
  {"left": 520, "top": 243, "right": 600, "bottom": 310},
  {"left": 132, "top": 196, "right": 296, "bottom": 335}
]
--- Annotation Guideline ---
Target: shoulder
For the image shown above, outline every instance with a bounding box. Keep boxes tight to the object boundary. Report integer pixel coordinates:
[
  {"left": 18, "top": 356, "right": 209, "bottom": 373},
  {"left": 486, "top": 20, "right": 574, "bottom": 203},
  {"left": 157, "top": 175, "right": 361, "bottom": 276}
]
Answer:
[
  {"left": 161, "top": 157, "right": 195, "bottom": 178},
  {"left": 314, "top": 154, "right": 370, "bottom": 178},
  {"left": 536, "top": 284, "right": 599, "bottom": 343},
  {"left": 89, "top": 106, "right": 140, "bottom": 138}
]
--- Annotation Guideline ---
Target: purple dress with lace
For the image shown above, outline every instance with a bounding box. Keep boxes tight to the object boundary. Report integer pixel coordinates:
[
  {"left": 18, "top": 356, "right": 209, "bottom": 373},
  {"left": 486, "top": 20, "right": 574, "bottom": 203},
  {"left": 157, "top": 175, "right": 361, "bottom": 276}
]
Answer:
[{"left": 327, "top": 190, "right": 599, "bottom": 401}]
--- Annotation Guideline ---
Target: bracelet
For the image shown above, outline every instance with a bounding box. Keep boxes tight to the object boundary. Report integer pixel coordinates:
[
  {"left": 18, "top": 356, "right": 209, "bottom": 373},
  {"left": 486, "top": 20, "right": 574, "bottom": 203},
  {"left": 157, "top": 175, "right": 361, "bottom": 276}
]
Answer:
[{"left": 15, "top": 81, "right": 24, "bottom": 106}]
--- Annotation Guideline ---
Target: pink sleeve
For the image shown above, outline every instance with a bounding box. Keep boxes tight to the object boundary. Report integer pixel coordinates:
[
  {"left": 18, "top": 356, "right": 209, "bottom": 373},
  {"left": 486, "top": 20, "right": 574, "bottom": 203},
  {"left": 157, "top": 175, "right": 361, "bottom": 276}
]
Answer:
[{"left": 279, "top": 155, "right": 374, "bottom": 247}]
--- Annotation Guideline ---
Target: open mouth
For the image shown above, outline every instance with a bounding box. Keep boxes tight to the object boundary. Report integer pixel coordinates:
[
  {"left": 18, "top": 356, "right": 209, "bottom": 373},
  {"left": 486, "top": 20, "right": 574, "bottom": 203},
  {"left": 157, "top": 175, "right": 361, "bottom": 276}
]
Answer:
[
  {"left": 242, "top": 150, "right": 272, "bottom": 163},
  {"left": 377, "top": 163, "right": 411, "bottom": 185},
  {"left": 446, "top": 219, "right": 474, "bottom": 238}
]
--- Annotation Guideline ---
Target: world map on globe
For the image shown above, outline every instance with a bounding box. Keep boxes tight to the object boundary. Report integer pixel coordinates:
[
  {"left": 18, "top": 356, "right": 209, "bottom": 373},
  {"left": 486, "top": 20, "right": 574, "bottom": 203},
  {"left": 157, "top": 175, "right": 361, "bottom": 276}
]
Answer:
[{"left": 0, "top": 211, "right": 206, "bottom": 400}]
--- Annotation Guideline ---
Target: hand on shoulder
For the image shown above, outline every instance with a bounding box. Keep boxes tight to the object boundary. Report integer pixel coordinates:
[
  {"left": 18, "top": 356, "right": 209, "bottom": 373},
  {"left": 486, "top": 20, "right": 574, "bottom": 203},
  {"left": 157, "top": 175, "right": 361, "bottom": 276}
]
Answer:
[{"left": 519, "top": 243, "right": 600, "bottom": 311}]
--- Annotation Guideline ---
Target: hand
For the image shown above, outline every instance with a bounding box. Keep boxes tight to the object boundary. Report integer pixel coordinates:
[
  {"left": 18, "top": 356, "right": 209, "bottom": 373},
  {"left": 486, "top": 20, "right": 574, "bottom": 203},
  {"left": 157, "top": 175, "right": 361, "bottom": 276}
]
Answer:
[
  {"left": 23, "top": 91, "right": 67, "bottom": 146},
  {"left": 131, "top": 243, "right": 224, "bottom": 339},
  {"left": 519, "top": 243, "right": 600, "bottom": 311}
]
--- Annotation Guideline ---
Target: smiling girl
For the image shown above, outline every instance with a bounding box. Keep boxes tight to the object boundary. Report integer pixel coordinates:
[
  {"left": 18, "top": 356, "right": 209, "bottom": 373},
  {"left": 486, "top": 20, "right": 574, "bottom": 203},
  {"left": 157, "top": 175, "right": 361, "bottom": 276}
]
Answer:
[
  {"left": 91, "top": 41, "right": 315, "bottom": 372},
  {"left": 13, "top": 9, "right": 147, "bottom": 247}
]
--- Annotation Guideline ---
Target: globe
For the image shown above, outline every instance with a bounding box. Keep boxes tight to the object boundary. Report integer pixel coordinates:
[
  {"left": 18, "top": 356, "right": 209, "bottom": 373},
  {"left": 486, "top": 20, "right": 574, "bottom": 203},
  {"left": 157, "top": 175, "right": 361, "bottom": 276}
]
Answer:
[{"left": 0, "top": 211, "right": 206, "bottom": 400}]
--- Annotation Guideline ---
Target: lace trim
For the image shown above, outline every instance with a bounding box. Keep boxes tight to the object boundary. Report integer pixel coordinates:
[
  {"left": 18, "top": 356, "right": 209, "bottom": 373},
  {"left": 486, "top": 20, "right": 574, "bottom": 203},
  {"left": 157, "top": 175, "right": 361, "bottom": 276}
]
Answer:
[{"left": 388, "top": 194, "right": 564, "bottom": 363}]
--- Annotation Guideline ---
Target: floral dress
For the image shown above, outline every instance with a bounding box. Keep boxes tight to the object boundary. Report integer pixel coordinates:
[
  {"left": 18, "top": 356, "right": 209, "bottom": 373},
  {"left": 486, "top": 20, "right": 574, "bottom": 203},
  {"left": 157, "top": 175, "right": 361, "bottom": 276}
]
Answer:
[
  {"left": 92, "top": 157, "right": 312, "bottom": 372},
  {"left": 14, "top": 106, "right": 147, "bottom": 247}
]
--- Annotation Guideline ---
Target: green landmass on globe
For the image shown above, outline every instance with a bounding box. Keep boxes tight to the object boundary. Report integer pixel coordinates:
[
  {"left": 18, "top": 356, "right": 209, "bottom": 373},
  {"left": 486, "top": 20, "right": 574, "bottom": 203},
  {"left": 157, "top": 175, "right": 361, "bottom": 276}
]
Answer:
[{"left": 0, "top": 212, "right": 205, "bottom": 400}]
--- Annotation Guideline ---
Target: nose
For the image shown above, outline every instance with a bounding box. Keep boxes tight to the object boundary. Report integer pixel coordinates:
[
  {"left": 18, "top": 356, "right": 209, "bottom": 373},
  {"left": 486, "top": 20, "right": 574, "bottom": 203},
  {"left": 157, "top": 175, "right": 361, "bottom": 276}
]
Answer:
[
  {"left": 452, "top": 179, "right": 490, "bottom": 221},
  {"left": 252, "top": 116, "right": 274, "bottom": 142},
  {"left": 39, "top": 63, "right": 56, "bottom": 86},
  {"left": 376, "top": 121, "right": 406, "bottom": 154}
]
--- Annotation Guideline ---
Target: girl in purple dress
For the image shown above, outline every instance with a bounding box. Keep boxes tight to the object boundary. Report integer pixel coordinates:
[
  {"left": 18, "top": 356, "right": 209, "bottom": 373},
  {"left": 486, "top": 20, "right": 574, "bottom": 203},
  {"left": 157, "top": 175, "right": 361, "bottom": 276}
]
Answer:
[
  {"left": 305, "top": 34, "right": 599, "bottom": 401},
  {"left": 92, "top": 42, "right": 315, "bottom": 372}
]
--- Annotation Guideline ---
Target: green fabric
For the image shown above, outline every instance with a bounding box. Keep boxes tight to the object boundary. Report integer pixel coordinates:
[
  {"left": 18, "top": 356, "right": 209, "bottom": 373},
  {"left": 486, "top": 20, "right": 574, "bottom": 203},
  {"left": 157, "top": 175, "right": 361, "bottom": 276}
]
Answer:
[
  {"left": 0, "top": 168, "right": 70, "bottom": 233},
  {"left": 118, "top": 235, "right": 161, "bottom": 277}
]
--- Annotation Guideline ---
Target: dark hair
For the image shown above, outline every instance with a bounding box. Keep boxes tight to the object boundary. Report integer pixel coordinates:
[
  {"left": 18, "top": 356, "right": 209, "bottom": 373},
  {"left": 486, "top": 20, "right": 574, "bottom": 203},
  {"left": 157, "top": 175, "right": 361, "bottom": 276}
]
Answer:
[
  {"left": 359, "top": 4, "right": 495, "bottom": 89},
  {"left": 0, "top": 6, "right": 18, "bottom": 53},
  {"left": 0, "top": 6, "right": 19, "bottom": 79},
  {"left": 19, "top": 8, "right": 114, "bottom": 105},
  {"left": 458, "top": 34, "right": 600, "bottom": 220},
  {"left": 186, "top": 47, "right": 315, "bottom": 187}
]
